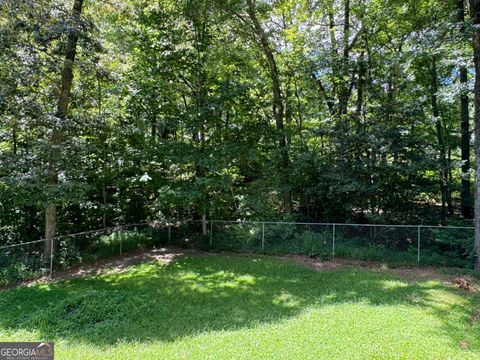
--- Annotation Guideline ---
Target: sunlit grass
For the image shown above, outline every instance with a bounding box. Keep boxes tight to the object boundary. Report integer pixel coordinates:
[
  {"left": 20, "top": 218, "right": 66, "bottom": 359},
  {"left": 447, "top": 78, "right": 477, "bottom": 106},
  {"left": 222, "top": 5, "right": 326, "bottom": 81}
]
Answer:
[{"left": 0, "top": 255, "right": 479, "bottom": 359}]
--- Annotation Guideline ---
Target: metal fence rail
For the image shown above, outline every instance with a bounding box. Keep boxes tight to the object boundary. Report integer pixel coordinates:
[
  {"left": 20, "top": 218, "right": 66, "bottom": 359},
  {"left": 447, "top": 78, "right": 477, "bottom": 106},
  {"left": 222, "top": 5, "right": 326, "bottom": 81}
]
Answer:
[
  {"left": 0, "top": 220, "right": 476, "bottom": 287},
  {"left": 205, "top": 220, "right": 475, "bottom": 268},
  {"left": 0, "top": 223, "right": 161, "bottom": 286}
]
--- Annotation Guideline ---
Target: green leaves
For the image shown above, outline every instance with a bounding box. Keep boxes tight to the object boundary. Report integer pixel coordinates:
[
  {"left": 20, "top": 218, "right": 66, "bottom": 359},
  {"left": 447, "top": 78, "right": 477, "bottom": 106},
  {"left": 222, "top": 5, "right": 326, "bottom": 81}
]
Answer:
[{"left": 0, "top": 0, "right": 475, "bottom": 246}]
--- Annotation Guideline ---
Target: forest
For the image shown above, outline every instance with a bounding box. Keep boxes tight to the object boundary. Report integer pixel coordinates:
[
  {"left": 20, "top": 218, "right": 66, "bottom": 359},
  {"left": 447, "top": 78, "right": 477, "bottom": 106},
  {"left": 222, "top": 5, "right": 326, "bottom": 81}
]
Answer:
[{"left": 1, "top": 0, "right": 480, "bottom": 266}]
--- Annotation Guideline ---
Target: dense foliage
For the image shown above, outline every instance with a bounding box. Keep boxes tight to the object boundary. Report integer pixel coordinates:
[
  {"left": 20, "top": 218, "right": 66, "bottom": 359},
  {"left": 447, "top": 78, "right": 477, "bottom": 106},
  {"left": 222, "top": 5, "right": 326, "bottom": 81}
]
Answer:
[{"left": 0, "top": 0, "right": 477, "bottom": 246}]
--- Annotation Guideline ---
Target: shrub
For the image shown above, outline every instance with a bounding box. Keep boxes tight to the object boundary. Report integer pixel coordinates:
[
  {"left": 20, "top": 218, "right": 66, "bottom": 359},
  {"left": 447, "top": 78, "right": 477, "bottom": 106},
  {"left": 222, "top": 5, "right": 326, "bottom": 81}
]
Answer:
[
  {"left": 211, "top": 223, "right": 261, "bottom": 252},
  {"left": 0, "top": 250, "right": 46, "bottom": 286},
  {"left": 85, "top": 230, "right": 153, "bottom": 260}
]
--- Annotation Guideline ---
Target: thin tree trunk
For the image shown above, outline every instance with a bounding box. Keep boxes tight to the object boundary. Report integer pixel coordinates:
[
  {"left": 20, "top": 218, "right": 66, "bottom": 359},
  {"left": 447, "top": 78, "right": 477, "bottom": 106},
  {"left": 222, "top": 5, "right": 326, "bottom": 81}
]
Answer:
[
  {"left": 327, "top": 2, "right": 338, "bottom": 107},
  {"left": 470, "top": 0, "right": 480, "bottom": 270},
  {"left": 202, "top": 213, "right": 207, "bottom": 236},
  {"left": 460, "top": 65, "right": 472, "bottom": 218},
  {"left": 430, "top": 59, "right": 447, "bottom": 225},
  {"left": 459, "top": 0, "right": 473, "bottom": 218},
  {"left": 356, "top": 53, "right": 364, "bottom": 118},
  {"left": 44, "top": 0, "right": 84, "bottom": 258},
  {"left": 189, "top": 5, "right": 210, "bottom": 234},
  {"left": 97, "top": 73, "right": 108, "bottom": 228},
  {"left": 246, "top": 0, "right": 291, "bottom": 213},
  {"left": 196, "top": 71, "right": 208, "bottom": 235},
  {"left": 338, "top": 0, "right": 350, "bottom": 115},
  {"left": 293, "top": 75, "right": 307, "bottom": 150},
  {"left": 285, "top": 84, "right": 292, "bottom": 146},
  {"left": 102, "top": 185, "right": 107, "bottom": 228},
  {"left": 447, "top": 145, "right": 454, "bottom": 215}
]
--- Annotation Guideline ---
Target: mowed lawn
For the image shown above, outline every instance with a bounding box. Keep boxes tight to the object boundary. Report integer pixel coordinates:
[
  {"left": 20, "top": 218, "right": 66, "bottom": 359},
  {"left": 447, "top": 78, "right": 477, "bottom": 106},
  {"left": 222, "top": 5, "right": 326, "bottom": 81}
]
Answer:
[{"left": 0, "top": 255, "right": 479, "bottom": 359}]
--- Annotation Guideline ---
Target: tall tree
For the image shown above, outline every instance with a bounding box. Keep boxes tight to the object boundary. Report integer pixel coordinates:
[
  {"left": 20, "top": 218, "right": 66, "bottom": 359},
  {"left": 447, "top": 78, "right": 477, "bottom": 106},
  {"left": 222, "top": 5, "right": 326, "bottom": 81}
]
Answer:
[
  {"left": 458, "top": 0, "right": 473, "bottom": 218},
  {"left": 44, "top": 0, "right": 84, "bottom": 257},
  {"left": 1, "top": 0, "right": 477, "bottom": 268},
  {"left": 430, "top": 58, "right": 448, "bottom": 225},
  {"left": 470, "top": 0, "right": 480, "bottom": 270},
  {"left": 244, "top": 0, "right": 292, "bottom": 214}
]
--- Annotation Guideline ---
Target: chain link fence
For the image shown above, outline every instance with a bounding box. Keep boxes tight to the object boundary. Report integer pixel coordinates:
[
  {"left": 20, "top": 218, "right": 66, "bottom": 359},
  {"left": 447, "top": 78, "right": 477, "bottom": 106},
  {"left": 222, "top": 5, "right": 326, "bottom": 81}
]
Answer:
[
  {"left": 205, "top": 221, "right": 475, "bottom": 268},
  {"left": 0, "top": 238, "right": 47, "bottom": 287},
  {"left": 0, "top": 220, "right": 476, "bottom": 287},
  {"left": 0, "top": 223, "right": 169, "bottom": 287}
]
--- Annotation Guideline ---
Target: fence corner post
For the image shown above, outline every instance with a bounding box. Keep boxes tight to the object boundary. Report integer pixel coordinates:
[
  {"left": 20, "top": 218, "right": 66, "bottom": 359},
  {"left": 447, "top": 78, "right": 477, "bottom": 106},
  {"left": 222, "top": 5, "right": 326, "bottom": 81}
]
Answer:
[
  {"left": 332, "top": 224, "right": 336, "bottom": 261},
  {"left": 417, "top": 225, "right": 421, "bottom": 264}
]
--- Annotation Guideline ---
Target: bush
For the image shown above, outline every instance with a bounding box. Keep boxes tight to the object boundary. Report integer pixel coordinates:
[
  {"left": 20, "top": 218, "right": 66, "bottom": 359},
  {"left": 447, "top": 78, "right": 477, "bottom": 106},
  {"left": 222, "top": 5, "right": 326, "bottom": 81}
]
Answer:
[
  {"left": 53, "top": 227, "right": 164, "bottom": 268},
  {"left": 265, "top": 228, "right": 332, "bottom": 257},
  {"left": 211, "top": 223, "right": 261, "bottom": 252},
  {"left": 85, "top": 230, "right": 154, "bottom": 260},
  {"left": 208, "top": 223, "right": 475, "bottom": 268},
  {"left": 426, "top": 228, "right": 474, "bottom": 268},
  {"left": 0, "top": 249, "right": 46, "bottom": 286}
]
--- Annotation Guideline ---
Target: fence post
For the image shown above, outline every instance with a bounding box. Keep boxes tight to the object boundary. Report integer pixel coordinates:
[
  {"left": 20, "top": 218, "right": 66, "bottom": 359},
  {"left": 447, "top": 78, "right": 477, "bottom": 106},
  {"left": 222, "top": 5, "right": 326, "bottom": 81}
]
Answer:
[
  {"left": 209, "top": 220, "right": 213, "bottom": 246},
  {"left": 417, "top": 226, "right": 421, "bottom": 263},
  {"left": 49, "top": 237, "right": 54, "bottom": 277},
  {"left": 262, "top": 222, "right": 265, "bottom": 252},
  {"left": 168, "top": 222, "right": 171, "bottom": 245},
  {"left": 332, "top": 224, "right": 336, "bottom": 261}
]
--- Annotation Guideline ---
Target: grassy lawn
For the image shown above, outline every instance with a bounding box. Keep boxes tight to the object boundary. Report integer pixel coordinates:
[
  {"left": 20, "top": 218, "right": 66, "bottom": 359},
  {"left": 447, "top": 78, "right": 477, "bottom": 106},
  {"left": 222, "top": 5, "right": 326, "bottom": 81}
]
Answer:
[{"left": 0, "top": 254, "right": 479, "bottom": 359}]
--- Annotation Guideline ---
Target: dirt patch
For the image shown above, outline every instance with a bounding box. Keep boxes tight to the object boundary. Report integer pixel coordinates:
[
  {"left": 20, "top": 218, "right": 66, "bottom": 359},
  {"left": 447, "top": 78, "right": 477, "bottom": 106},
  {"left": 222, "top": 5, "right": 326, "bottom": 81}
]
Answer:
[
  {"left": 278, "top": 254, "right": 477, "bottom": 289},
  {"left": 4, "top": 247, "right": 212, "bottom": 290},
  {"left": 3, "top": 248, "right": 477, "bottom": 292},
  {"left": 471, "top": 309, "right": 480, "bottom": 324},
  {"left": 279, "top": 254, "right": 355, "bottom": 272}
]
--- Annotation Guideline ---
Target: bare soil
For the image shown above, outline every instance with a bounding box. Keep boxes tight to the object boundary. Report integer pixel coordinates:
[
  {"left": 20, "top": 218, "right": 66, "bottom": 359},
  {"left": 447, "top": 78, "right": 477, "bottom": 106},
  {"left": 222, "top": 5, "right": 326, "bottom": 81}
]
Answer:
[
  {"left": 4, "top": 247, "right": 478, "bottom": 292},
  {"left": 471, "top": 309, "right": 480, "bottom": 324},
  {"left": 279, "top": 254, "right": 478, "bottom": 291},
  {"left": 6, "top": 247, "right": 211, "bottom": 289}
]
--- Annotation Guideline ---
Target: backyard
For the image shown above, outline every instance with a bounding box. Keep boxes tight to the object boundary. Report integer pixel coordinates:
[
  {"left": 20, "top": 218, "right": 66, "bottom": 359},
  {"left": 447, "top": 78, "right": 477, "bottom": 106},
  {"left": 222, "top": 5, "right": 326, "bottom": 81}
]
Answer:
[
  {"left": 4, "top": 0, "right": 480, "bottom": 358},
  {"left": 0, "top": 251, "right": 479, "bottom": 359}
]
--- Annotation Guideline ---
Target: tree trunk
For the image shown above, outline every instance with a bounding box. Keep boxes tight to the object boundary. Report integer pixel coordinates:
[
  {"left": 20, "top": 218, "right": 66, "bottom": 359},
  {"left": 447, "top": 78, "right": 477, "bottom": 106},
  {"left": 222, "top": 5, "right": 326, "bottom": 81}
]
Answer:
[
  {"left": 459, "top": 0, "right": 473, "bottom": 218},
  {"left": 430, "top": 59, "right": 447, "bottom": 225},
  {"left": 195, "top": 69, "right": 208, "bottom": 234},
  {"left": 460, "top": 65, "right": 472, "bottom": 218},
  {"left": 356, "top": 52, "right": 365, "bottom": 119},
  {"left": 202, "top": 213, "right": 207, "bottom": 236},
  {"left": 102, "top": 185, "right": 107, "bottom": 228},
  {"left": 338, "top": 0, "right": 350, "bottom": 115},
  {"left": 293, "top": 75, "right": 307, "bottom": 150},
  {"left": 97, "top": 75, "right": 108, "bottom": 228},
  {"left": 469, "top": 0, "right": 480, "bottom": 270},
  {"left": 44, "top": 204, "right": 56, "bottom": 260},
  {"left": 327, "top": 2, "right": 338, "bottom": 105},
  {"left": 447, "top": 146, "right": 454, "bottom": 215},
  {"left": 246, "top": 0, "right": 291, "bottom": 213},
  {"left": 285, "top": 84, "right": 292, "bottom": 146},
  {"left": 44, "top": 0, "right": 84, "bottom": 258}
]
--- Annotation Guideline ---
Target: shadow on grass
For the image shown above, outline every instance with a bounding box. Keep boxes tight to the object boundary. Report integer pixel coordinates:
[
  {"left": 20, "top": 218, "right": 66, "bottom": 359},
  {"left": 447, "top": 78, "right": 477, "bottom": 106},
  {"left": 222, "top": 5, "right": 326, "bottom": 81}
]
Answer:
[{"left": 0, "top": 255, "right": 478, "bottom": 349}]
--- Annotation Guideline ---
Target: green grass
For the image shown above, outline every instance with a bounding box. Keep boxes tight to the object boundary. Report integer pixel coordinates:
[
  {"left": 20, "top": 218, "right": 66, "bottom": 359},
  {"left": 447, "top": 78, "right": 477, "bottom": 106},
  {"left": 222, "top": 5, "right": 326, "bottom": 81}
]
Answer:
[{"left": 0, "top": 255, "right": 479, "bottom": 359}]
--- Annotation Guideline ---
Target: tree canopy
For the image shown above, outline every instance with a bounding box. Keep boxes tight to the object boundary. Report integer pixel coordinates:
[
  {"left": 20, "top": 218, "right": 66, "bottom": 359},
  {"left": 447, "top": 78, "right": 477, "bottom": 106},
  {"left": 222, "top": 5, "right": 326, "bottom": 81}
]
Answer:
[{"left": 0, "top": 0, "right": 477, "bottom": 245}]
